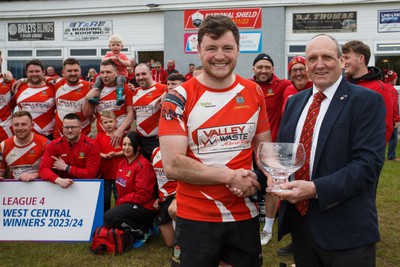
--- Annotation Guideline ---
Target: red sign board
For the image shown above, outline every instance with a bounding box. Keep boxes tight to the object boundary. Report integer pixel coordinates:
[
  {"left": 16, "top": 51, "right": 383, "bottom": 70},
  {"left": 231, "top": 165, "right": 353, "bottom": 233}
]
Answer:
[{"left": 184, "top": 8, "right": 262, "bottom": 30}]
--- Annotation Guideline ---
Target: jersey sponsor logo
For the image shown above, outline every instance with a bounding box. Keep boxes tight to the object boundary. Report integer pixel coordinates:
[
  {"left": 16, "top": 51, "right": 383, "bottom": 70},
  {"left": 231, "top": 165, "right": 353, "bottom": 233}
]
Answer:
[
  {"left": 199, "top": 101, "right": 216, "bottom": 108},
  {"left": 154, "top": 168, "right": 167, "bottom": 179},
  {"left": 57, "top": 98, "right": 80, "bottom": 109},
  {"left": 115, "top": 176, "right": 127, "bottom": 187},
  {"left": 97, "top": 100, "right": 121, "bottom": 111},
  {"left": 197, "top": 123, "right": 255, "bottom": 154},
  {"left": 134, "top": 105, "right": 153, "bottom": 116},
  {"left": 20, "top": 102, "right": 50, "bottom": 112}
]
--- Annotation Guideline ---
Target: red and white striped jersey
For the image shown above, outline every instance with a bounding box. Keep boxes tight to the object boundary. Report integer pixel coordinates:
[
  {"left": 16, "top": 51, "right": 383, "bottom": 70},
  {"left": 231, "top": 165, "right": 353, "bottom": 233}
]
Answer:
[
  {"left": 151, "top": 146, "right": 177, "bottom": 202},
  {"left": 12, "top": 84, "right": 56, "bottom": 137},
  {"left": 54, "top": 79, "right": 92, "bottom": 138},
  {"left": 132, "top": 83, "right": 167, "bottom": 137},
  {"left": 159, "top": 75, "right": 270, "bottom": 222},
  {"left": 0, "top": 76, "right": 14, "bottom": 142},
  {"left": 95, "top": 84, "right": 133, "bottom": 132},
  {"left": 0, "top": 133, "right": 49, "bottom": 179}
]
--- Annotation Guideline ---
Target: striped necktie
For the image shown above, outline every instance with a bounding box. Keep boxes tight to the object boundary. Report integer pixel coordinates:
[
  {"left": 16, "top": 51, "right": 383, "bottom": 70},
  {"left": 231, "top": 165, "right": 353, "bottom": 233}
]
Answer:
[{"left": 295, "top": 91, "right": 326, "bottom": 216}]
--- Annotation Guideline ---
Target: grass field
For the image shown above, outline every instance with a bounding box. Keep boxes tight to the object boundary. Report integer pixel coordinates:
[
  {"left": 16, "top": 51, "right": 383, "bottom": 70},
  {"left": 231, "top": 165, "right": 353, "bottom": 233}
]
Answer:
[{"left": 1, "top": 146, "right": 399, "bottom": 267}]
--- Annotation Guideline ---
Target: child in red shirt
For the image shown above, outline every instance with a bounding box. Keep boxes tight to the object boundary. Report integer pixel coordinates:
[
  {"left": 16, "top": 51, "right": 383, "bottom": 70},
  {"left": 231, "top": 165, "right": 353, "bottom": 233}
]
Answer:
[{"left": 96, "top": 110, "right": 124, "bottom": 212}]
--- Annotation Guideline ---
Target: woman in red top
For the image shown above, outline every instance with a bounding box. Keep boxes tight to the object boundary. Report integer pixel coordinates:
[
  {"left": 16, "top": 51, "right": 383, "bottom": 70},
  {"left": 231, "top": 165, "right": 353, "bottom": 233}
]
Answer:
[{"left": 104, "top": 131, "right": 158, "bottom": 243}]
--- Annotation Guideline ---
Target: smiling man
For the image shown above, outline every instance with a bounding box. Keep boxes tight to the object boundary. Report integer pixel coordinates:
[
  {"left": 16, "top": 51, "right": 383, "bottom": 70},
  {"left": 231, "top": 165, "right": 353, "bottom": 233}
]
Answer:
[
  {"left": 0, "top": 111, "right": 49, "bottom": 181},
  {"left": 39, "top": 113, "right": 100, "bottom": 189},
  {"left": 53, "top": 58, "right": 93, "bottom": 139},
  {"left": 86, "top": 60, "right": 134, "bottom": 147},
  {"left": 342, "top": 40, "right": 393, "bottom": 143},
  {"left": 159, "top": 15, "right": 271, "bottom": 267},
  {"left": 132, "top": 63, "right": 167, "bottom": 161},
  {"left": 12, "top": 59, "right": 55, "bottom": 139},
  {"left": 274, "top": 34, "right": 385, "bottom": 266}
]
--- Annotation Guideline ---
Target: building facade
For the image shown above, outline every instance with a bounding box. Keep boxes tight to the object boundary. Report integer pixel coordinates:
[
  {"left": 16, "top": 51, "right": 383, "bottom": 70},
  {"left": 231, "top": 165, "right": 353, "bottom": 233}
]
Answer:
[{"left": 0, "top": 0, "right": 399, "bottom": 83}]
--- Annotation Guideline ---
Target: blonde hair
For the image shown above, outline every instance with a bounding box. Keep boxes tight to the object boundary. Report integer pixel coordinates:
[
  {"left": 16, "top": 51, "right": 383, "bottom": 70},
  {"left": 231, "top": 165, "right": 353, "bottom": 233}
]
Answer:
[
  {"left": 108, "top": 34, "right": 123, "bottom": 44},
  {"left": 100, "top": 110, "right": 116, "bottom": 120}
]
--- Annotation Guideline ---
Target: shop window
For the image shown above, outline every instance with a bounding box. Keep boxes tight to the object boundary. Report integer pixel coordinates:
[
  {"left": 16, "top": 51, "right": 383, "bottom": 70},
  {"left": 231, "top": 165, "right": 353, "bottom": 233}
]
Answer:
[
  {"left": 7, "top": 59, "right": 62, "bottom": 80},
  {"left": 36, "top": 49, "right": 62, "bottom": 57},
  {"left": 377, "top": 43, "right": 400, "bottom": 52},
  {"left": 70, "top": 49, "right": 97, "bottom": 56},
  {"left": 376, "top": 55, "right": 400, "bottom": 86},
  {"left": 7, "top": 50, "right": 32, "bottom": 57},
  {"left": 289, "top": 45, "right": 306, "bottom": 53}
]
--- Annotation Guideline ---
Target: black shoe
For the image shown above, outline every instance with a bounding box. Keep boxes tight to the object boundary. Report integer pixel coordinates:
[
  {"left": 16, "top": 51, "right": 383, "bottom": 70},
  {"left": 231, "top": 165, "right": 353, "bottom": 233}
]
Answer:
[{"left": 277, "top": 243, "right": 292, "bottom": 256}]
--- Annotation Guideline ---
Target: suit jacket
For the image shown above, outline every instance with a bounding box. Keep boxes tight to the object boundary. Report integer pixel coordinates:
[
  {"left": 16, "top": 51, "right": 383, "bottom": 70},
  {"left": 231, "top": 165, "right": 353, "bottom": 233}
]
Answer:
[{"left": 277, "top": 78, "right": 386, "bottom": 250}]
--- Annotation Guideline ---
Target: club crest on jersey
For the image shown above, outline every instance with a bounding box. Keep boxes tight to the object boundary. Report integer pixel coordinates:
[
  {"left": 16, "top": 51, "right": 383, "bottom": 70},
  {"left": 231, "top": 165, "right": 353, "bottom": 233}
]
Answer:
[
  {"left": 236, "top": 93, "right": 245, "bottom": 104},
  {"left": 30, "top": 149, "right": 35, "bottom": 155},
  {"left": 42, "top": 90, "right": 47, "bottom": 95},
  {"left": 78, "top": 152, "right": 85, "bottom": 159},
  {"left": 126, "top": 170, "right": 132, "bottom": 177},
  {"left": 267, "top": 89, "right": 274, "bottom": 96}
]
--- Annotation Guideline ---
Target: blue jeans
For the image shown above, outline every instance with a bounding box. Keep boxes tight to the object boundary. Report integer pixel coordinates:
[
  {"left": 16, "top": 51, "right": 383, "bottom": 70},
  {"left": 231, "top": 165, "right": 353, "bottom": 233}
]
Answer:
[{"left": 388, "top": 127, "right": 398, "bottom": 160}]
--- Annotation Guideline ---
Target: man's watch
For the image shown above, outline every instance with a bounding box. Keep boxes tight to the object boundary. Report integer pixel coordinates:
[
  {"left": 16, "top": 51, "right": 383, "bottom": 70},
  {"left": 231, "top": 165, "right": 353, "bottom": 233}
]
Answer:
[{"left": 65, "top": 165, "right": 71, "bottom": 173}]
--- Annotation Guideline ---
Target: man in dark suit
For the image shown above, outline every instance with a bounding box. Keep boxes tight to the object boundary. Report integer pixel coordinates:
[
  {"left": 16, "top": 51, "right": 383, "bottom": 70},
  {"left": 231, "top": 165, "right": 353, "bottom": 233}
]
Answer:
[{"left": 272, "top": 34, "right": 386, "bottom": 266}]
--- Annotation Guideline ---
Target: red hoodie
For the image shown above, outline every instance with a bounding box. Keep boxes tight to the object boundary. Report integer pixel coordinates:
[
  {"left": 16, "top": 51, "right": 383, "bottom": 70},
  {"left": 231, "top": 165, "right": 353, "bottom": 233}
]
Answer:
[{"left": 347, "top": 67, "right": 394, "bottom": 143}]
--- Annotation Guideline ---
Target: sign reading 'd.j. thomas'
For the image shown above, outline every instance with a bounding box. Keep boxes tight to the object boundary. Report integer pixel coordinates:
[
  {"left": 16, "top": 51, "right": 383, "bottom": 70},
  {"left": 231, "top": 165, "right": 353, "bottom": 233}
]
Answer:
[
  {"left": 0, "top": 180, "right": 103, "bottom": 241},
  {"left": 8, "top": 22, "right": 55, "bottom": 41},
  {"left": 293, "top": 12, "right": 357, "bottom": 33}
]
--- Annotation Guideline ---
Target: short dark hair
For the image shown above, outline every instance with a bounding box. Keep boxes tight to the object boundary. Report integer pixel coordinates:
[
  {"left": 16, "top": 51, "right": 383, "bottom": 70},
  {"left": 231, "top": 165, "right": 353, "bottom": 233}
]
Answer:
[
  {"left": 124, "top": 131, "right": 142, "bottom": 155},
  {"left": 26, "top": 59, "right": 44, "bottom": 71},
  {"left": 194, "top": 66, "right": 203, "bottom": 71},
  {"left": 342, "top": 40, "right": 370, "bottom": 66},
  {"left": 167, "top": 73, "right": 186, "bottom": 83},
  {"left": 12, "top": 110, "right": 33, "bottom": 121},
  {"left": 101, "top": 60, "right": 118, "bottom": 71},
  {"left": 63, "top": 113, "right": 82, "bottom": 122},
  {"left": 189, "top": 63, "right": 195, "bottom": 67},
  {"left": 197, "top": 15, "right": 240, "bottom": 47},
  {"left": 63, "top": 58, "right": 80, "bottom": 67}
]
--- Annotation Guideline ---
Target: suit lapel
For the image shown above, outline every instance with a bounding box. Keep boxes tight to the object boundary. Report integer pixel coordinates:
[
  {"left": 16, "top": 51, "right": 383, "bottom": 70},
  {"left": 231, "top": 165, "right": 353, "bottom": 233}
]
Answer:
[{"left": 312, "top": 79, "right": 351, "bottom": 178}]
